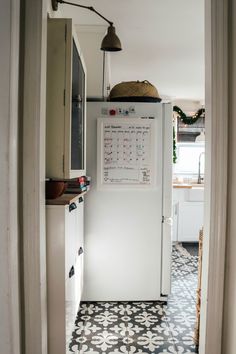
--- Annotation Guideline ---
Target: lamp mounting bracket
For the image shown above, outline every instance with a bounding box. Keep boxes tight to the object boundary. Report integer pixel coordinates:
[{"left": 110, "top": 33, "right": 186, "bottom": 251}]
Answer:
[{"left": 51, "top": 0, "right": 113, "bottom": 26}]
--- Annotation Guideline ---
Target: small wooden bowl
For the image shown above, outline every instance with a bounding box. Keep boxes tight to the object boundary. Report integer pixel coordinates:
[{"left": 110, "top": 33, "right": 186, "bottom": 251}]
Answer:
[{"left": 46, "top": 181, "right": 67, "bottom": 199}]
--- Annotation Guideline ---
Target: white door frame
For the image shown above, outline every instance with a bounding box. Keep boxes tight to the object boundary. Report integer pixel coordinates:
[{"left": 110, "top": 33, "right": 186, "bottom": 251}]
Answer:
[
  {"left": 19, "top": 0, "right": 228, "bottom": 354},
  {"left": 199, "top": 0, "right": 228, "bottom": 353},
  {"left": 21, "top": 0, "right": 48, "bottom": 353},
  {"left": 0, "top": 0, "right": 21, "bottom": 353}
]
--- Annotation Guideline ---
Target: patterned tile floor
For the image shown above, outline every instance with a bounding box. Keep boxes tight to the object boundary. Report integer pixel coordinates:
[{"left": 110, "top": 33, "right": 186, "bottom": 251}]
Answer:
[
  {"left": 69, "top": 244, "right": 199, "bottom": 354},
  {"left": 181, "top": 243, "right": 199, "bottom": 257}
]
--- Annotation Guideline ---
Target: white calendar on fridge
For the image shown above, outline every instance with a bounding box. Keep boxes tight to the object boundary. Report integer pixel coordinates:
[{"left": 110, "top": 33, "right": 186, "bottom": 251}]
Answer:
[{"left": 97, "top": 118, "right": 158, "bottom": 189}]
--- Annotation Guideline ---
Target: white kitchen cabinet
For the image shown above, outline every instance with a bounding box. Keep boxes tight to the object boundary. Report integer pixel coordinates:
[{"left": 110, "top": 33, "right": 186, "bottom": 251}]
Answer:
[
  {"left": 46, "top": 18, "right": 86, "bottom": 179},
  {"left": 46, "top": 195, "right": 84, "bottom": 354},
  {"left": 173, "top": 187, "right": 204, "bottom": 242},
  {"left": 178, "top": 201, "right": 204, "bottom": 242}
]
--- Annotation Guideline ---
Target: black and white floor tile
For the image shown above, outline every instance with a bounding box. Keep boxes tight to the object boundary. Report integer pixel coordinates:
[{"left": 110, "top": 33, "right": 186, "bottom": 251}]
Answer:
[
  {"left": 69, "top": 244, "right": 199, "bottom": 354},
  {"left": 181, "top": 243, "right": 199, "bottom": 257}
]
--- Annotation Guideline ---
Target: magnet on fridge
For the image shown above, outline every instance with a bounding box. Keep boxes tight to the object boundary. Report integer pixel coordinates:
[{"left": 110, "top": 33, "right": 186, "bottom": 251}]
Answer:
[
  {"left": 101, "top": 108, "right": 108, "bottom": 115},
  {"left": 129, "top": 106, "right": 136, "bottom": 114},
  {"left": 109, "top": 109, "right": 116, "bottom": 116}
]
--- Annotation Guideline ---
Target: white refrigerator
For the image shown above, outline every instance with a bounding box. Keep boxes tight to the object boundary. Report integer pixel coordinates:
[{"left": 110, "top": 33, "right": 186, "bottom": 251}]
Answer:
[{"left": 83, "top": 102, "right": 172, "bottom": 301}]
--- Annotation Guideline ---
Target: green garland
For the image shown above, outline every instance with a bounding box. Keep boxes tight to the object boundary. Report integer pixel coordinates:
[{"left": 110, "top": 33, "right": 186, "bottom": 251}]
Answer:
[
  {"left": 172, "top": 105, "right": 205, "bottom": 163},
  {"left": 173, "top": 127, "right": 177, "bottom": 164},
  {"left": 173, "top": 105, "right": 205, "bottom": 125}
]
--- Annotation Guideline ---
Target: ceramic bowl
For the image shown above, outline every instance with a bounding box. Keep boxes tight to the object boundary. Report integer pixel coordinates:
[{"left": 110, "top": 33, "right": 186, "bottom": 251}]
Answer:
[{"left": 46, "top": 181, "right": 67, "bottom": 199}]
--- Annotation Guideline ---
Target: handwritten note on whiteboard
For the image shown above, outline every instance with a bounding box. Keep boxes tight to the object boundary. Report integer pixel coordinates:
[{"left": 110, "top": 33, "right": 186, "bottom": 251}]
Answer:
[{"left": 101, "top": 121, "right": 153, "bottom": 185}]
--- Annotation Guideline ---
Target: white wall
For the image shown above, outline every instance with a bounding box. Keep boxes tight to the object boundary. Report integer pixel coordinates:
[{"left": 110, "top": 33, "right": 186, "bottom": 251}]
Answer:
[
  {"left": 222, "top": 0, "right": 236, "bottom": 352},
  {"left": 76, "top": 25, "right": 109, "bottom": 99},
  {"left": 0, "top": 0, "right": 21, "bottom": 353},
  {"left": 173, "top": 99, "right": 204, "bottom": 114}
]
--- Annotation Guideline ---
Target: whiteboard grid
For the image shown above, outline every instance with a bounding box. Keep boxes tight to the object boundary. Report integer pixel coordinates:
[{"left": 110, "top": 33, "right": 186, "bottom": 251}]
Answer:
[{"left": 97, "top": 118, "right": 158, "bottom": 190}]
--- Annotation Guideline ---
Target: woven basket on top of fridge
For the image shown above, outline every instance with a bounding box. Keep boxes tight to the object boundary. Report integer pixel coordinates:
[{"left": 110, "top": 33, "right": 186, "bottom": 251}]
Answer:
[{"left": 109, "top": 80, "right": 162, "bottom": 102}]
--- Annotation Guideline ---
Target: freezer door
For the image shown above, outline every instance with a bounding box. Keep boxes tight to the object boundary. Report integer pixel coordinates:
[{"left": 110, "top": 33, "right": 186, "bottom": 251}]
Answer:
[{"left": 161, "top": 103, "right": 173, "bottom": 296}]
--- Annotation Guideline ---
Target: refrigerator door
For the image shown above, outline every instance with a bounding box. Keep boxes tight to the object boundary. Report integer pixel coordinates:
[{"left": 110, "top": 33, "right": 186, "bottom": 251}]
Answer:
[{"left": 84, "top": 102, "right": 172, "bottom": 301}]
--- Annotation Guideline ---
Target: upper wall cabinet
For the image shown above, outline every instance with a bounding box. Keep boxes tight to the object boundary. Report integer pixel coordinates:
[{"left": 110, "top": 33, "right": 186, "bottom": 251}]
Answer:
[
  {"left": 177, "top": 116, "right": 205, "bottom": 142},
  {"left": 46, "top": 18, "right": 86, "bottom": 179}
]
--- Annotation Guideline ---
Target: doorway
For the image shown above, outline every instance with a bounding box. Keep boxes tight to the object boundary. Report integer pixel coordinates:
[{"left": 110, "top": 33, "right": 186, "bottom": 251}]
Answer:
[
  {"left": 17, "top": 1, "right": 228, "bottom": 354},
  {"left": 171, "top": 117, "right": 206, "bottom": 353}
]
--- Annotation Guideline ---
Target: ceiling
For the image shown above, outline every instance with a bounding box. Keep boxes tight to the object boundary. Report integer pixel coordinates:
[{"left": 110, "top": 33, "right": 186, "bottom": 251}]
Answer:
[{"left": 58, "top": 0, "right": 204, "bottom": 102}]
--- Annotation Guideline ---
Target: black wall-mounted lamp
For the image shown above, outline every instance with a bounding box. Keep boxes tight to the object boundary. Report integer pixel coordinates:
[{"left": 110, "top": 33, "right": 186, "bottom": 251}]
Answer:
[{"left": 51, "top": 0, "right": 122, "bottom": 52}]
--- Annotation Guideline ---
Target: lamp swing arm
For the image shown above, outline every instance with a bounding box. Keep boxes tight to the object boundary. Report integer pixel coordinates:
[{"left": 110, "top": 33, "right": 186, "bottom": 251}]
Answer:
[
  {"left": 54, "top": 0, "right": 113, "bottom": 26},
  {"left": 51, "top": 0, "right": 122, "bottom": 51}
]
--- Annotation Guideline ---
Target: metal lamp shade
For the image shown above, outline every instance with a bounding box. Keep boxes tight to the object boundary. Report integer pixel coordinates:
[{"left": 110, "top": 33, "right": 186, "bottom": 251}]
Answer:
[{"left": 101, "top": 25, "right": 122, "bottom": 51}]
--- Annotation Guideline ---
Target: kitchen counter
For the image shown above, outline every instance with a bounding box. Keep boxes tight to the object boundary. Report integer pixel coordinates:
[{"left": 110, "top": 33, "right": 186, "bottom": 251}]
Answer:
[{"left": 173, "top": 183, "right": 204, "bottom": 189}]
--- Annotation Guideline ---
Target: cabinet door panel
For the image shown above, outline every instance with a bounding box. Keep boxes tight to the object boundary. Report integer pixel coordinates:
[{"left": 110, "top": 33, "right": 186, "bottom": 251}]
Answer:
[
  {"left": 65, "top": 273, "right": 76, "bottom": 347},
  {"left": 46, "top": 19, "right": 86, "bottom": 180},
  {"left": 178, "top": 202, "right": 204, "bottom": 242},
  {"left": 65, "top": 206, "right": 77, "bottom": 278},
  {"left": 74, "top": 254, "right": 83, "bottom": 313},
  {"left": 75, "top": 198, "right": 84, "bottom": 251},
  {"left": 46, "top": 19, "right": 69, "bottom": 179}
]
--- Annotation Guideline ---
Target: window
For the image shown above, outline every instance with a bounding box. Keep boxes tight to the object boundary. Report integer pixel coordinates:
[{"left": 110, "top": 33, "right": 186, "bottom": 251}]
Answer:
[{"left": 174, "top": 143, "right": 205, "bottom": 177}]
